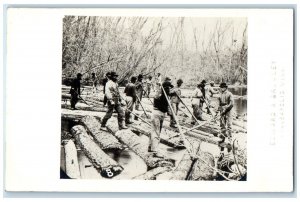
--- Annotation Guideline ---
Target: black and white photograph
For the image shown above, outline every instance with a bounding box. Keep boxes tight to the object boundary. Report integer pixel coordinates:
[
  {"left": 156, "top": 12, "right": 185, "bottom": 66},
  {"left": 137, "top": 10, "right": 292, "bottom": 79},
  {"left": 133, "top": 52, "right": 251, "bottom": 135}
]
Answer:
[
  {"left": 60, "top": 16, "right": 248, "bottom": 181},
  {"left": 5, "top": 7, "right": 294, "bottom": 193}
]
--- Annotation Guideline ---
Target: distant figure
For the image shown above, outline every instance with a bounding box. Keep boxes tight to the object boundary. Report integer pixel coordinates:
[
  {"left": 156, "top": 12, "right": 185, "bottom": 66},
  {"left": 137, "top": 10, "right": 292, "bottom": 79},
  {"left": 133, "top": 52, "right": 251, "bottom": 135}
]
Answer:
[
  {"left": 135, "top": 74, "right": 144, "bottom": 111},
  {"left": 191, "top": 83, "right": 205, "bottom": 124},
  {"left": 149, "top": 77, "right": 173, "bottom": 158},
  {"left": 169, "top": 79, "right": 183, "bottom": 128},
  {"left": 154, "top": 73, "right": 162, "bottom": 93},
  {"left": 207, "top": 81, "right": 218, "bottom": 98},
  {"left": 218, "top": 82, "right": 234, "bottom": 143},
  {"left": 124, "top": 76, "right": 137, "bottom": 125},
  {"left": 69, "top": 73, "right": 82, "bottom": 110},
  {"left": 146, "top": 75, "right": 153, "bottom": 97},
  {"left": 91, "top": 73, "right": 97, "bottom": 93},
  {"left": 101, "top": 72, "right": 128, "bottom": 130},
  {"left": 204, "top": 80, "right": 219, "bottom": 114},
  {"left": 102, "top": 72, "right": 111, "bottom": 107}
]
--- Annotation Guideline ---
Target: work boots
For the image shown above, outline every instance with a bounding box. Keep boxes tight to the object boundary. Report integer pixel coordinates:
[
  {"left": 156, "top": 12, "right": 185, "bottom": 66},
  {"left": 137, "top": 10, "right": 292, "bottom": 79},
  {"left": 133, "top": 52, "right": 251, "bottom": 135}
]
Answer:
[{"left": 119, "top": 121, "right": 128, "bottom": 130}]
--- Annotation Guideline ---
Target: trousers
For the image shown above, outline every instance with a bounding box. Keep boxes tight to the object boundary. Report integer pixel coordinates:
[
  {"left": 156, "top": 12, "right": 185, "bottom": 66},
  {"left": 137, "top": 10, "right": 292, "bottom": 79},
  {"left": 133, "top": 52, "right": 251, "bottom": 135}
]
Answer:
[
  {"left": 220, "top": 110, "right": 233, "bottom": 138},
  {"left": 169, "top": 102, "right": 179, "bottom": 126},
  {"left": 149, "top": 109, "right": 165, "bottom": 153},
  {"left": 135, "top": 91, "right": 143, "bottom": 110},
  {"left": 101, "top": 101, "right": 125, "bottom": 127},
  {"left": 125, "top": 96, "right": 134, "bottom": 123}
]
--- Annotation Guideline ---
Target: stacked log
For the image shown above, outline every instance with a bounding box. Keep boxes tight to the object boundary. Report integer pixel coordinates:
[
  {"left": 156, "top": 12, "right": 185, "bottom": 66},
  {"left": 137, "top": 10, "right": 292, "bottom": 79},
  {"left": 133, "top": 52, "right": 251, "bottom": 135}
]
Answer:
[
  {"left": 133, "top": 167, "right": 172, "bottom": 180},
  {"left": 106, "top": 120, "right": 175, "bottom": 168},
  {"left": 71, "top": 125, "right": 123, "bottom": 178},
  {"left": 80, "top": 115, "right": 124, "bottom": 150},
  {"left": 63, "top": 139, "right": 81, "bottom": 179}
]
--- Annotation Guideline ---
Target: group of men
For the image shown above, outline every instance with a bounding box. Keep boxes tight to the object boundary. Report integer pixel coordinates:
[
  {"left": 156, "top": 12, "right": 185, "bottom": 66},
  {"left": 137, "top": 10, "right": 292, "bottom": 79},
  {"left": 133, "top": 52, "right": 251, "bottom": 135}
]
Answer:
[{"left": 69, "top": 71, "right": 234, "bottom": 157}]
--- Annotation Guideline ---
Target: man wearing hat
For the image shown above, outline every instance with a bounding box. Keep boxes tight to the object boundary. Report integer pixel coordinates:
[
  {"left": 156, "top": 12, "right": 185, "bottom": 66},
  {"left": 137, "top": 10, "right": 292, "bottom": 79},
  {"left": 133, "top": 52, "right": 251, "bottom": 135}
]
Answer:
[
  {"left": 218, "top": 82, "right": 234, "bottom": 143},
  {"left": 169, "top": 79, "right": 183, "bottom": 128},
  {"left": 191, "top": 82, "right": 205, "bottom": 124},
  {"left": 101, "top": 71, "right": 128, "bottom": 130},
  {"left": 149, "top": 77, "right": 173, "bottom": 157},
  {"left": 69, "top": 73, "right": 82, "bottom": 110},
  {"left": 135, "top": 74, "right": 144, "bottom": 111}
]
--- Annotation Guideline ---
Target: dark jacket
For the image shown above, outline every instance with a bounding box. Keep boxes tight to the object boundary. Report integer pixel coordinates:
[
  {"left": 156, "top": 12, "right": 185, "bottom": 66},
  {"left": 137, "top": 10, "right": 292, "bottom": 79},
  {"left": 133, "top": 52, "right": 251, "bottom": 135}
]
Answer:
[
  {"left": 70, "top": 78, "right": 81, "bottom": 95},
  {"left": 124, "top": 83, "right": 137, "bottom": 102},
  {"left": 153, "top": 81, "right": 173, "bottom": 113}
]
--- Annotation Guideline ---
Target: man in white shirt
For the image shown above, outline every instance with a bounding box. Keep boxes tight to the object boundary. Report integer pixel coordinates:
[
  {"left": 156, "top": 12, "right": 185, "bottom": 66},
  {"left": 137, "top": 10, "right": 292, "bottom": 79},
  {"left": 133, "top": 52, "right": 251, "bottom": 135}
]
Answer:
[{"left": 101, "top": 71, "right": 128, "bottom": 130}]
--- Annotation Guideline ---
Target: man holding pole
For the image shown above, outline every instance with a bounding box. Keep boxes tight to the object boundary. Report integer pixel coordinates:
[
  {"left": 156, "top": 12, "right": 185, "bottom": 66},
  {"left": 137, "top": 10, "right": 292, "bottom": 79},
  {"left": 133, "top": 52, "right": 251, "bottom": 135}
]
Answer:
[
  {"left": 218, "top": 82, "right": 234, "bottom": 143},
  {"left": 148, "top": 77, "right": 173, "bottom": 157},
  {"left": 124, "top": 76, "right": 137, "bottom": 125},
  {"left": 101, "top": 71, "right": 128, "bottom": 130},
  {"left": 169, "top": 79, "right": 183, "bottom": 128},
  {"left": 135, "top": 74, "right": 144, "bottom": 110},
  {"left": 69, "top": 73, "right": 82, "bottom": 110}
]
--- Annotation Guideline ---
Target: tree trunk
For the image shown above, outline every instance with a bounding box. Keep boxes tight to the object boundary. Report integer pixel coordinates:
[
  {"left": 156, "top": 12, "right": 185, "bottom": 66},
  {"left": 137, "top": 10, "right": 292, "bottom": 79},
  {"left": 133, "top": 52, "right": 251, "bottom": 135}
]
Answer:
[
  {"left": 71, "top": 125, "right": 123, "bottom": 178},
  {"left": 106, "top": 120, "right": 175, "bottom": 168},
  {"left": 80, "top": 115, "right": 124, "bottom": 150},
  {"left": 64, "top": 139, "right": 81, "bottom": 179}
]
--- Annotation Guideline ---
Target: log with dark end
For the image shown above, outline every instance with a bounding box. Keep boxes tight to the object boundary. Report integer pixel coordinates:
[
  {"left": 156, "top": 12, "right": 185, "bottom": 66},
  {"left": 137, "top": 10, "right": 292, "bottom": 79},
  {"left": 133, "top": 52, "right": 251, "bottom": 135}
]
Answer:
[{"left": 71, "top": 125, "right": 124, "bottom": 178}]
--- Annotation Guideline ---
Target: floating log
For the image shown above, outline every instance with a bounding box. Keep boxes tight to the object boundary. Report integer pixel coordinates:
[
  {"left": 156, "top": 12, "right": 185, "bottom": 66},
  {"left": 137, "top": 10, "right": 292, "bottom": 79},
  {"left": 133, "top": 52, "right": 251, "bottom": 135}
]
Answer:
[
  {"left": 61, "top": 108, "right": 104, "bottom": 121},
  {"left": 169, "top": 140, "right": 201, "bottom": 180},
  {"left": 129, "top": 121, "right": 185, "bottom": 149},
  {"left": 80, "top": 115, "right": 124, "bottom": 150},
  {"left": 133, "top": 166, "right": 172, "bottom": 180},
  {"left": 63, "top": 139, "right": 81, "bottom": 179},
  {"left": 71, "top": 125, "right": 123, "bottom": 178},
  {"left": 187, "top": 151, "right": 215, "bottom": 180},
  {"left": 106, "top": 120, "right": 175, "bottom": 168}
]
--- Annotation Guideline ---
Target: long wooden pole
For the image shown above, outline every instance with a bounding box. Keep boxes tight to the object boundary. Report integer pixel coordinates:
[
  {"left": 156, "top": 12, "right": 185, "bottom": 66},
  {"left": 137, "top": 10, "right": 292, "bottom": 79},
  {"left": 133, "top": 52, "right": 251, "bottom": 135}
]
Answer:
[
  {"left": 161, "top": 85, "right": 194, "bottom": 157},
  {"left": 136, "top": 95, "right": 150, "bottom": 119}
]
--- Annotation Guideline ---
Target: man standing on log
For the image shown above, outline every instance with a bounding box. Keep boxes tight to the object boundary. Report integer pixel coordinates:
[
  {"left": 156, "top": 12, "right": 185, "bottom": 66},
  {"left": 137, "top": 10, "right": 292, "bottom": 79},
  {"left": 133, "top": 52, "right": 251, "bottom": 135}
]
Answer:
[
  {"left": 169, "top": 79, "right": 183, "bottom": 128},
  {"left": 191, "top": 83, "right": 206, "bottom": 124},
  {"left": 135, "top": 74, "right": 144, "bottom": 111},
  {"left": 70, "top": 73, "right": 82, "bottom": 110},
  {"left": 149, "top": 77, "right": 174, "bottom": 157},
  {"left": 101, "top": 72, "right": 128, "bottom": 130},
  {"left": 124, "top": 76, "right": 137, "bottom": 125},
  {"left": 218, "top": 82, "right": 234, "bottom": 143},
  {"left": 146, "top": 75, "right": 153, "bottom": 97},
  {"left": 102, "top": 72, "right": 111, "bottom": 107}
]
